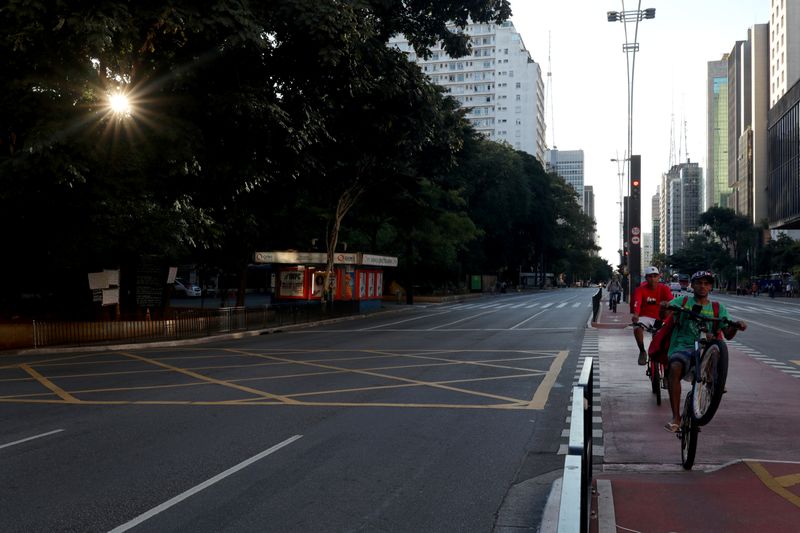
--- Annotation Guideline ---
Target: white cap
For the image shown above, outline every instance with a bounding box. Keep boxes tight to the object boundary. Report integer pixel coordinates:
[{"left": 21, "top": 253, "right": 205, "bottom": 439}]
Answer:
[{"left": 644, "top": 266, "right": 659, "bottom": 276}]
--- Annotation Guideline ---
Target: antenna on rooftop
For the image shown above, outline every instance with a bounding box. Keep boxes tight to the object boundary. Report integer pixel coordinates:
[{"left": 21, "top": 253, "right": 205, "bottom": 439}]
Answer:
[
  {"left": 683, "top": 116, "right": 690, "bottom": 162},
  {"left": 668, "top": 109, "right": 676, "bottom": 168},
  {"left": 545, "top": 31, "right": 555, "bottom": 148}
]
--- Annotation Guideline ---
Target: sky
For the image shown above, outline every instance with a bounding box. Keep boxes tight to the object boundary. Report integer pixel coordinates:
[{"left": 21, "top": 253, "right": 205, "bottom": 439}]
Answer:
[{"left": 508, "top": 0, "right": 770, "bottom": 266}]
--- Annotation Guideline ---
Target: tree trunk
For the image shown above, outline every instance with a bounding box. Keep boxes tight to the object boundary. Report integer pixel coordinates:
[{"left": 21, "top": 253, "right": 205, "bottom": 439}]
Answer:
[{"left": 322, "top": 185, "right": 363, "bottom": 312}]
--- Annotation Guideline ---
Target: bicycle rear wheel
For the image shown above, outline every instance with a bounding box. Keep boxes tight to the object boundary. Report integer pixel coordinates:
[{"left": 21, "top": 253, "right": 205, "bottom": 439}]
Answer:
[
  {"left": 691, "top": 340, "right": 729, "bottom": 425},
  {"left": 650, "top": 359, "right": 661, "bottom": 405},
  {"left": 681, "top": 393, "right": 698, "bottom": 470}
]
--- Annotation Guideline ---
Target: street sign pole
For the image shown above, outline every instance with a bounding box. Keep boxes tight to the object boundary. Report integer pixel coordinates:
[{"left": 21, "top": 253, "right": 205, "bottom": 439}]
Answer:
[{"left": 629, "top": 155, "right": 642, "bottom": 295}]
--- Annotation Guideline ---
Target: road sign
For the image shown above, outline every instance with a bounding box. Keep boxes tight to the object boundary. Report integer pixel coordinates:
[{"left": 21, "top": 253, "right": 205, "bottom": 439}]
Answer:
[
  {"left": 631, "top": 226, "right": 641, "bottom": 236},
  {"left": 631, "top": 236, "right": 641, "bottom": 245}
]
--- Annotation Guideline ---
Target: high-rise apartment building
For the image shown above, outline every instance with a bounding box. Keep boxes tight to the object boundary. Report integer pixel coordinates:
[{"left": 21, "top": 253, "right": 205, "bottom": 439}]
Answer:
[
  {"left": 660, "top": 161, "right": 703, "bottom": 255},
  {"left": 545, "top": 149, "right": 584, "bottom": 206},
  {"left": 728, "top": 25, "right": 770, "bottom": 223},
  {"left": 651, "top": 188, "right": 661, "bottom": 257},
  {"left": 389, "top": 21, "right": 546, "bottom": 161},
  {"left": 707, "top": 57, "right": 730, "bottom": 210},
  {"left": 768, "top": 0, "right": 800, "bottom": 231},
  {"left": 641, "top": 233, "right": 653, "bottom": 271},
  {"left": 770, "top": 0, "right": 800, "bottom": 107},
  {"left": 583, "top": 185, "right": 595, "bottom": 220}
]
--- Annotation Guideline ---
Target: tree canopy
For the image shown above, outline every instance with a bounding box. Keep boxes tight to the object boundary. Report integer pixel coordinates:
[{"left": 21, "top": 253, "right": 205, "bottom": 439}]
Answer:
[{"left": 1, "top": 0, "right": 611, "bottom": 318}]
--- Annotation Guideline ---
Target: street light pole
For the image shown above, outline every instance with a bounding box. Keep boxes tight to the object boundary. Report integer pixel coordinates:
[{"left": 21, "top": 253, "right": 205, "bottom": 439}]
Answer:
[{"left": 607, "top": 2, "right": 655, "bottom": 299}]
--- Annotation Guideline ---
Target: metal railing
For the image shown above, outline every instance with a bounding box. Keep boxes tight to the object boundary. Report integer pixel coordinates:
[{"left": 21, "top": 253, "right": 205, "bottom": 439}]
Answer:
[
  {"left": 30, "top": 301, "right": 365, "bottom": 349},
  {"left": 557, "top": 356, "right": 594, "bottom": 533}
]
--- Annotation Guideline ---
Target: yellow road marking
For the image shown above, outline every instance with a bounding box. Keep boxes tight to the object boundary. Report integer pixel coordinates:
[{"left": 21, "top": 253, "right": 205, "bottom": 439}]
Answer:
[
  {"left": 746, "top": 461, "right": 800, "bottom": 509},
  {"left": 526, "top": 350, "right": 569, "bottom": 409},
  {"left": 19, "top": 364, "right": 79, "bottom": 403},
  {"left": 257, "top": 371, "right": 543, "bottom": 400},
  {"left": 775, "top": 473, "right": 800, "bottom": 488},
  {"left": 2, "top": 348, "right": 567, "bottom": 410},
  {"left": 119, "top": 352, "right": 300, "bottom": 404},
  {"left": 0, "top": 397, "right": 544, "bottom": 409},
  {"left": 0, "top": 352, "right": 109, "bottom": 370},
  {"left": 791, "top": 360, "right": 800, "bottom": 367},
  {"left": 226, "top": 348, "right": 528, "bottom": 404},
  {"left": 1, "top": 366, "right": 546, "bottom": 402}
]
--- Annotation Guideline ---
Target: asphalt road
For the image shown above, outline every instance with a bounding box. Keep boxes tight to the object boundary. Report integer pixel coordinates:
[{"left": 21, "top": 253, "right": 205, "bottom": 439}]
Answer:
[
  {"left": 0, "top": 289, "right": 596, "bottom": 533},
  {"left": 711, "top": 293, "right": 800, "bottom": 370}
]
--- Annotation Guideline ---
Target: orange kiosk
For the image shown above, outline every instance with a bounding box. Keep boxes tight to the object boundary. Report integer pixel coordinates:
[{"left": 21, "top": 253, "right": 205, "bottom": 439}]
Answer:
[{"left": 254, "top": 251, "right": 397, "bottom": 312}]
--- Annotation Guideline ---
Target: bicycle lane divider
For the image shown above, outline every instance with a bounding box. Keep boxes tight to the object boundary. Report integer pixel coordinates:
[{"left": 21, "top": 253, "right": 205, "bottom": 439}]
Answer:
[
  {"left": 118, "top": 352, "right": 301, "bottom": 405},
  {"left": 19, "top": 364, "right": 80, "bottom": 403},
  {"left": 108, "top": 435, "right": 303, "bottom": 533}
]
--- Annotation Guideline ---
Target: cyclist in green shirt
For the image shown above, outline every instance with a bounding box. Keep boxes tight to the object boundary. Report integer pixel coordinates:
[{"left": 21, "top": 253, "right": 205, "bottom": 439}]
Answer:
[{"left": 659, "top": 271, "right": 747, "bottom": 432}]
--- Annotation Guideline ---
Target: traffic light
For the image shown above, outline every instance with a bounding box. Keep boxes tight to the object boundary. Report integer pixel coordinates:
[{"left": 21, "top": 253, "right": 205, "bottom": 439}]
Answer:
[{"left": 631, "top": 176, "right": 641, "bottom": 201}]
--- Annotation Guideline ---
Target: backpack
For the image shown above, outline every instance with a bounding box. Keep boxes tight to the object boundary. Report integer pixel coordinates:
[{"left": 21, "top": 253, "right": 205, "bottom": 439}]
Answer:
[{"left": 647, "top": 297, "right": 720, "bottom": 363}]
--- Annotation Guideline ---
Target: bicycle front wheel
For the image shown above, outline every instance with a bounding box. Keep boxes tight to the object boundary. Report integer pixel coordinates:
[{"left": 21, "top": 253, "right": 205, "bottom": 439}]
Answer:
[
  {"left": 681, "top": 394, "right": 698, "bottom": 470},
  {"left": 692, "top": 340, "right": 729, "bottom": 425}
]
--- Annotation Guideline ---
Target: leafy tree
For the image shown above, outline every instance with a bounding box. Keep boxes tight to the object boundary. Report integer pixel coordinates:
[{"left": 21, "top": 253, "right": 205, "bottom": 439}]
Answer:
[
  {"left": 698, "top": 206, "right": 757, "bottom": 268},
  {"left": 0, "top": 0, "right": 512, "bottom": 315},
  {"left": 757, "top": 233, "right": 800, "bottom": 276},
  {"left": 667, "top": 233, "right": 727, "bottom": 281}
]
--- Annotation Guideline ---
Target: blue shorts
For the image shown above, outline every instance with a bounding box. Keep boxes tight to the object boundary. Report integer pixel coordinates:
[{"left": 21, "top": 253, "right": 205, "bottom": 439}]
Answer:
[{"left": 668, "top": 348, "right": 697, "bottom": 380}]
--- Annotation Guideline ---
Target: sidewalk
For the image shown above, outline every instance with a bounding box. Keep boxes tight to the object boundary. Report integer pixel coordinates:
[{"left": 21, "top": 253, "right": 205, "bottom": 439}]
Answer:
[{"left": 589, "top": 301, "right": 800, "bottom": 533}]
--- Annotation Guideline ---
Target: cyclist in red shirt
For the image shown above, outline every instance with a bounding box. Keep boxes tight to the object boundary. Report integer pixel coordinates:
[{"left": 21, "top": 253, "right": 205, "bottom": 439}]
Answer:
[{"left": 631, "top": 266, "right": 673, "bottom": 365}]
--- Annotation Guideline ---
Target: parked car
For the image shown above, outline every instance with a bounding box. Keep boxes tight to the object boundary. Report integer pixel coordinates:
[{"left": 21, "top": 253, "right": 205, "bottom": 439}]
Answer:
[
  {"left": 669, "top": 282, "right": 682, "bottom": 293},
  {"left": 173, "top": 279, "right": 202, "bottom": 297}
]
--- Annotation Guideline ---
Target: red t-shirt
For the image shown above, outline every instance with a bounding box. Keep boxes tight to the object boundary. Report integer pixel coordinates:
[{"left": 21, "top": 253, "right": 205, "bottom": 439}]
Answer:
[{"left": 632, "top": 282, "right": 673, "bottom": 318}]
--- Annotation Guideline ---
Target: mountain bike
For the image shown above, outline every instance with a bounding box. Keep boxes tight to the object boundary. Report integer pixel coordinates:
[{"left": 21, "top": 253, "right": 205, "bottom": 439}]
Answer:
[
  {"left": 632, "top": 321, "right": 666, "bottom": 406},
  {"left": 666, "top": 304, "right": 743, "bottom": 470}
]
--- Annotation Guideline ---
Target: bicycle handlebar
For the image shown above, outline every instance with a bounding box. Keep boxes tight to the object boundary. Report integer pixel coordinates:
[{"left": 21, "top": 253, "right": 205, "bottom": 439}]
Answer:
[{"left": 665, "top": 305, "right": 743, "bottom": 330}]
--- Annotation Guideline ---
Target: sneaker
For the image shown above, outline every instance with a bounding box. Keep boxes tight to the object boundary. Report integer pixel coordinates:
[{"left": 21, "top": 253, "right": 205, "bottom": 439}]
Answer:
[{"left": 638, "top": 350, "right": 647, "bottom": 365}]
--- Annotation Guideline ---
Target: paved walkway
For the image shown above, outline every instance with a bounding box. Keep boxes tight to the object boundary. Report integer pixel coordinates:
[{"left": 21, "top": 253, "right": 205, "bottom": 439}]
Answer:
[{"left": 589, "top": 301, "right": 800, "bottom": 532}]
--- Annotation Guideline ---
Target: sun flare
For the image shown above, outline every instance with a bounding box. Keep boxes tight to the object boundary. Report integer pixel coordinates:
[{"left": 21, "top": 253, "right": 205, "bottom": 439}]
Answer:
[{"left": 108, "top": 92, "right": 131, "bottom": 115}]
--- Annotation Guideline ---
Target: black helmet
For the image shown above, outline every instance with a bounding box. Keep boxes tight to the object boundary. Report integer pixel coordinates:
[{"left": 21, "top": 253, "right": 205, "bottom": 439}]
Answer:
[{"left": 691, "top": 270, "right": 714, "bottom": 283}]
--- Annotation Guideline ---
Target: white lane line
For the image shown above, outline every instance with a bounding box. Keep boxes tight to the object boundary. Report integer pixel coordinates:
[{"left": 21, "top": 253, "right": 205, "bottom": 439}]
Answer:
[
  {"left": 737, "top": 317, "right": 800, "bottom": 336},
  {"left": 510, "top": 310, "right": 547, "bottom": 330},
  {"left": 359, "top": 312, "right": 450, "bottom": 330},
  {"left": 556, "top": 302, "right": 567, "bottom": 308},
  {"left": 0, "top": 429, "right": 64, "bottom": 450},
  {"left": 525, "top": 303, "right": 539, "bottom": 308},
  {"left": 541, "top": 303, "right": 553, "bottom": 309},
  {"left": 428, "top": 309, "right": 499, "bottom": 330},
  {"left": 109, "top": 435, "right": 302, "bottom": 533},
  {"left": 572, "top": 302, "right": 581, "bottom": 308}
]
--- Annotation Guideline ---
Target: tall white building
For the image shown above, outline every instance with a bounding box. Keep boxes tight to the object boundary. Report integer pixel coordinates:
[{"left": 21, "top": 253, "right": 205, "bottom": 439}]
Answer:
[
  {"left": 660, "top": 161, "right": 703, "bottom": 255},
  {"left": 389, "top": 21, "right": 546, "bottom": 161},
  {"left": 545, "top": 149, "right": 584, "bottom": 206},
  {"left": 770, "top": 0, "right": 800, "bottom": 107},
  {"left": 641, "top": 233, "right": 653, "bottom": 271}
]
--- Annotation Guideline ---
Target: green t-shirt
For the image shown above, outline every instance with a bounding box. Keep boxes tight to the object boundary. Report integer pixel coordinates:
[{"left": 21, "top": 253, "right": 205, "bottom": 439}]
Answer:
[{"left": 667, "top": 296, "right": 731, "bottom": 355}]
